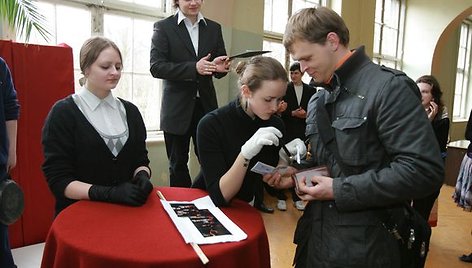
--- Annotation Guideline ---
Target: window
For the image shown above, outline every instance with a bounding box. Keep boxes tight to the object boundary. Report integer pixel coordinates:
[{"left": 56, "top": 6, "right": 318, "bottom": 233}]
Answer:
[
  {"left": 373, "top": 0, "right": 405, "bottom": 69},
  {"left": 15, "top": 0, "right": 172, "bottom": 132},
  {"left": 263, "top": 0, "right": 327, "bottom": 84},
  {"left": 453, "top": 20, "right": 472, "bottom": 121}
]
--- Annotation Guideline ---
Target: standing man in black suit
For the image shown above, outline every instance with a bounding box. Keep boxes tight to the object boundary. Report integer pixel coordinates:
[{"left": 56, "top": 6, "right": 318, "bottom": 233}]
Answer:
[
  {"left": 150, "top": 0, "right": 229, "bottom": 187},
  {"left": 276, "top": 62, "right": 316, "bottom": 211},
  {"left": 279, "top": 62, "right": 316, "bottom": 143}
]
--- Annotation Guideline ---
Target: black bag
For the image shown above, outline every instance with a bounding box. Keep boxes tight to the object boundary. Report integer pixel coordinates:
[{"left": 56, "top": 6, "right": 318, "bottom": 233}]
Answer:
[
  {"left": 315, "top": 92, "right": 431, "bottom": 268},
  {"left": 0, "top": 176, "right": 24, "bottom": 225},
  {"left": 378, "top": 204, "right": 431, "bottom": 268}
]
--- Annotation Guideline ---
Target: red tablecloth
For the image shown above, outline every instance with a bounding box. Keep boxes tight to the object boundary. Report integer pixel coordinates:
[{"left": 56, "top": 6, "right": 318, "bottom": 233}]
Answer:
[{"left": 40, "top": 187, "right": 270, "bottom": 268}]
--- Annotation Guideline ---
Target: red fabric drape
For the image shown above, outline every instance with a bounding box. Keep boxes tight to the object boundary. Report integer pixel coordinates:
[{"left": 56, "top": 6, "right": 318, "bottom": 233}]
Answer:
[{"left": 0, "top": 40, "right": 74, "bottom": 247}]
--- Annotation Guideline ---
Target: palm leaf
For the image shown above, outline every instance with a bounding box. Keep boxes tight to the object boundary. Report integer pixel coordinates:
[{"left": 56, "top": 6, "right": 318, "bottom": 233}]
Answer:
[{"left": 0, "top": 0, "right": 51, "bottom": 42}]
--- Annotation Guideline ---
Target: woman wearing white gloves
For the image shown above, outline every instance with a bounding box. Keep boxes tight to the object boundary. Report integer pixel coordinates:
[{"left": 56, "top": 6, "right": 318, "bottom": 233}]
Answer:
[{"left": 192, "top": 56, "right": 306, "bottom": 207}]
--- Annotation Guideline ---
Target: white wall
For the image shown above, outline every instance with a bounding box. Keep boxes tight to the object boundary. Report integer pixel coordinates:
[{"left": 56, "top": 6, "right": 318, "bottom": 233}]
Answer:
[{"left": 402, "top": 0, "right": 471, "bottom": 80}]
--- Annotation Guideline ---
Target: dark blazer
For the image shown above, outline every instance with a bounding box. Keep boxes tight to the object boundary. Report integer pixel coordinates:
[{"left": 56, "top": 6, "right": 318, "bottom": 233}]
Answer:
[
  {"left": 281, "top": 81, "right": 316, "bottom": 141},
  {"left": 150, "top": 14, "right": 227, "bottom": 135}
]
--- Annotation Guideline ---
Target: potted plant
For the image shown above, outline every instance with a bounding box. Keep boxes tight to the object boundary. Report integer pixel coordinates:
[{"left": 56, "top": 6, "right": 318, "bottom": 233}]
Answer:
[{"left": 0, "top": 0, "right": 50, "bottom": 42}]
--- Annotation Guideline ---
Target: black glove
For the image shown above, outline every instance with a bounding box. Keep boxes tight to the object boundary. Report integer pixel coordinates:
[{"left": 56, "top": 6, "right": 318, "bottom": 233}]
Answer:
[
  {"left": 89, "top": 182, "right": 148, "bottom": 206},
  {"left": 133, "top": 170, "right": 153, "bottom": 197}
]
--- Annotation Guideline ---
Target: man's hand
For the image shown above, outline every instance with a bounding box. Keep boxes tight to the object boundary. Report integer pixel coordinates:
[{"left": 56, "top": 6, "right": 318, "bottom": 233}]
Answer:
[
  {"left": 296, "top": 175, "right": 334, "bottom": 201},
  {"left": 213, "top": 56, "right": 231, "bottom": 73},
  {"left": 292, "top": 107, "right": 307, "bottom": 119},
  {"left": 277, "top": 101, "right": 287, "bottom": 114},
  {"left": 196, "top": 53, "right": 216, "bottom": 75}
]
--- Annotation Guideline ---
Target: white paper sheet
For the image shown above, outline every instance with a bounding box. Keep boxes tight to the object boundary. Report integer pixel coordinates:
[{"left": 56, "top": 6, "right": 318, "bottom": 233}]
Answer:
[{"left": 161, "top": 196, "right": 248, "bottom": 244}]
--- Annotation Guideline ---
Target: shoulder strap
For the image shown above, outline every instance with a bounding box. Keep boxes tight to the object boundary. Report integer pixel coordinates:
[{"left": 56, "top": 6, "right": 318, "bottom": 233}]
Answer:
[{"left": 315, "top": 93, "right": 355, "bottom": 176}]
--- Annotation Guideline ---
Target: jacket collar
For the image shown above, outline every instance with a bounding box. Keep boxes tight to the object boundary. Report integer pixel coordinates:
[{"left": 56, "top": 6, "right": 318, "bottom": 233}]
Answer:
[
  {"left": 176, "top": 9, "right": 207, "bottom": 26},
  {"left": 320, "top": 46, "right": 370, "bottom": 102}
]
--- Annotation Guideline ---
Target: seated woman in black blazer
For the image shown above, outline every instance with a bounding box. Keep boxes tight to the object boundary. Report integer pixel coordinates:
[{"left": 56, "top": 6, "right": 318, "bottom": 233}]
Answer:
[{"left": 193, "top": 56, "right": 306, "bottom": 207}]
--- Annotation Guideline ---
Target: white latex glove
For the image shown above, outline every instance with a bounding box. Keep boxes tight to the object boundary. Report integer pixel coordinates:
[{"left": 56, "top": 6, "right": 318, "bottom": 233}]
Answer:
[
  {"left": 241, "top": 127, "right": 282, "bottom": 160},
  {"left": 279, "top": 138, "right": 307, "bottom": 165}
]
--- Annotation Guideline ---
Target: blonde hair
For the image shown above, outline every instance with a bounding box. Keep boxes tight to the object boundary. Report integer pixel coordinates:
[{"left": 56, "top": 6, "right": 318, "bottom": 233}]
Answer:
[
  {"left": 79, "top": 36, "right": 122, "bottom": 86},
  {"left": 235, "top": 56, "right": 287, "bottom": 92},
  {"left": 283, "top": 7, "right": 349, "bottom": 52}
]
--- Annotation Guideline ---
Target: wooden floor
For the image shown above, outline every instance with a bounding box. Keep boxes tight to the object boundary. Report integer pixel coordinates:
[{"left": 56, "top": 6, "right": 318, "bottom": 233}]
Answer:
[{"left": 261, "top": 185, "right": 472, "bottom": 268}]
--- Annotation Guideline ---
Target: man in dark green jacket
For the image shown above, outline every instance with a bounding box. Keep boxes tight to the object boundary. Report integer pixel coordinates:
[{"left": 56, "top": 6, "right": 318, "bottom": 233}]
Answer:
[{"left": 264, "top": 7, "right": 443, "bottom": 268}]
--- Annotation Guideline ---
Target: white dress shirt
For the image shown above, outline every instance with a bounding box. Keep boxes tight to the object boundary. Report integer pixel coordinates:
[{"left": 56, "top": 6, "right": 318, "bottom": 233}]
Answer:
[
  {"left": 177, "top": 9, "right": 207, "bottom": 55},
  {"left": 294, "top": 84, "right": 303, "bottom": 106},
  {"left": 73, "top": 88, "right": 128, "bottom": 156}
]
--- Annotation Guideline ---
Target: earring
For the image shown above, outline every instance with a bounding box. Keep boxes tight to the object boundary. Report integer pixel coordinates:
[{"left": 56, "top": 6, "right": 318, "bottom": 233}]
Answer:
[{"left": 244, "top": 99, "right": 248, "bottom": 111}]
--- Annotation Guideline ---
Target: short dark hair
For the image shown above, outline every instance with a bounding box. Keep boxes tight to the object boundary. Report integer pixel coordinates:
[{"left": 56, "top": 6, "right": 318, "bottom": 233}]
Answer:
[{"left": 290, "top": 62, "right": 301, "bottom": 72}]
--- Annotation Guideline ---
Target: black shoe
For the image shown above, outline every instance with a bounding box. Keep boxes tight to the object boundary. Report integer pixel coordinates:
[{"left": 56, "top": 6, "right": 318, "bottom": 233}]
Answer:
[
  {"left": 255, "top": 203, "right": 274, "bottom": 213},
  {"left": 459, "top": 253, "right": 472, "bottom": 263}
]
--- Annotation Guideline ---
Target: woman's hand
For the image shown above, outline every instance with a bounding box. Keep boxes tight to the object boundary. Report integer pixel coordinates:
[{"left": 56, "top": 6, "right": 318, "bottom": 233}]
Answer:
[
  {"left": 426, "top": 101, "right": 438, "bottom": 121},
  {"left": 262, "top": 166, "right": 297, "bottom": 189},
  {"left": 241, "top": 127, "right": 282, "bottom": 160}
]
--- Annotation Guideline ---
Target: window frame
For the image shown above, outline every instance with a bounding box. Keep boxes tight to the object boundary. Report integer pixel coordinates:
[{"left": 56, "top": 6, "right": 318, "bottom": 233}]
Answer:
[
  {"left": 9, "top": 0, "right": 173, "bottom": 134},
  {"left": 263, "top": 0, "right": 328, "bottom": 84},
  {"left": 453, "top": 19, "right": 472, "bottom": 122},
  {"left": 372, "top": 0, "right": 406, "bottom": 70}
]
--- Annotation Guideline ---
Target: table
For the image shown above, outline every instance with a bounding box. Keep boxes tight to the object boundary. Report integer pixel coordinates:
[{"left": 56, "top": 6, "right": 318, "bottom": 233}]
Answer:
[
  {"left": 444, "top": 140, "right": 470, "bottom": 186},
  {"left": 40, "top": 187, "right": 270, "bottom": 268}
]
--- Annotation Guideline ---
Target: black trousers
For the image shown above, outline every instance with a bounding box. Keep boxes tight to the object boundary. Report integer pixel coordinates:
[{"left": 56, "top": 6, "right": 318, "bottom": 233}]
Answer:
[
  {"left": 254, "top": 177, "right": 286, "bottom": 205},
  {"left": 164, "top": 99, "right": 204, "bottom": 187}
]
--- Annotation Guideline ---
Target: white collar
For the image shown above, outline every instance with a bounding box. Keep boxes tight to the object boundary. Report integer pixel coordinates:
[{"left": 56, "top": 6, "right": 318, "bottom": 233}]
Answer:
[
  {"left": 77, "top": 87, "right": 118, "bottom": 111},
  {"left": 177, "top": 9, "right": 206, "bottom": 26}
]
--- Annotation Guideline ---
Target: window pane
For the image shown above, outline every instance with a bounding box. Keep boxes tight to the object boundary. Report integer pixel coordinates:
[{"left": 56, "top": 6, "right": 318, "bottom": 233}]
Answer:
[
  {"left": 104, "top": 13, "right": 161, "bottom": 131},
  {"left": 454, "top": 22, "right": 472, "bottom": 120},
  {"left": 375, "top": 0, "right": 383, "bottom": 23},
  {"left": 381, "top": 27, "right": 398, "bottom": 57},
  {"left": 383, "top": 0, "right": 399, "bottom": 27},
  {"left": 104, "top": 14, "right": 133, "bottom": 71},
  {"left": 373, "top": 23, "right": 381, "bottom": 54},
  {"left": 133, "top": 74, "right": 162, "bottom": 131},
  {"left": 264, "top": 0, "right": 288, "bottom": 33},
  {"left": 373, "top": 0, "right": 403, "bottom": 70},
  {"left": 263, "top": 40, "right": 286, "bottom": 67},
  {"left": 263, "top": 0, "right": 273, "bottom": 32},
  {"left": 133, "top": 19, "right": 154, "bottom": 74},
  {"left": 56, "top": 6, "right": 91, "bottom": 71},
  {"left": 292, "top": 0, "right": 322, "bottom": 14},
  {"left": 453, "top": 75, "right": 463, "bottom": 118},
  {"left": 380, "top": 59, "right": 396, "bottom": 69},
  {"left": 119, "top": 0, "right": 164, "bottom": 9}
]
